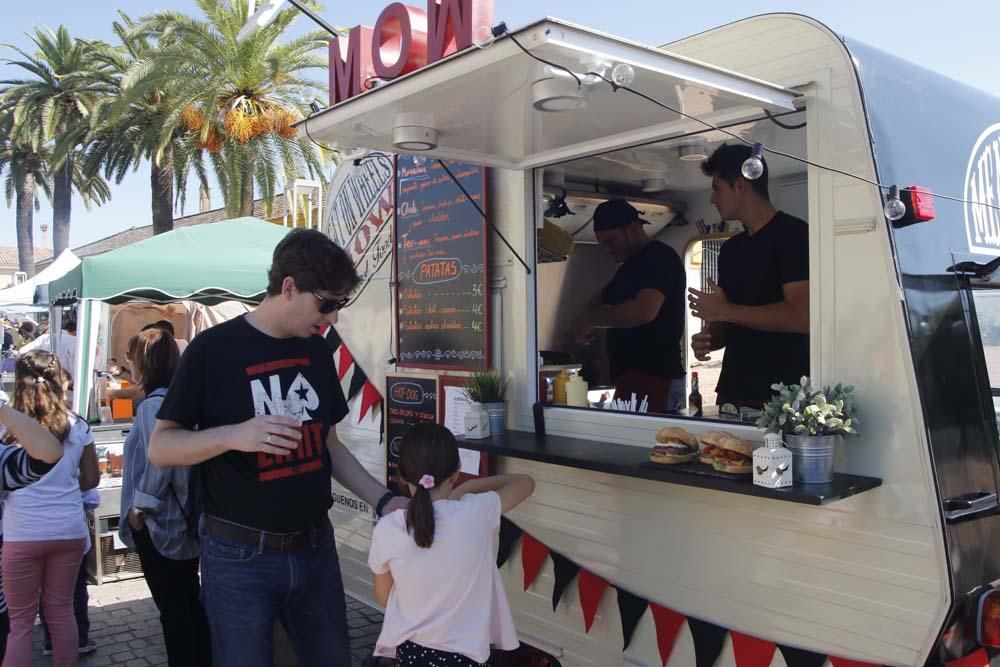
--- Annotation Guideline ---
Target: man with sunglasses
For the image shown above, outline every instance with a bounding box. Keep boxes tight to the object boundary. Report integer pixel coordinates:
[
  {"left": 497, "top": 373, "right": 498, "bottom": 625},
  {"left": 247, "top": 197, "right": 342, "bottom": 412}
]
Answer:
[{"left": 149, "top": 229, "right": 406, "bottom": 666}]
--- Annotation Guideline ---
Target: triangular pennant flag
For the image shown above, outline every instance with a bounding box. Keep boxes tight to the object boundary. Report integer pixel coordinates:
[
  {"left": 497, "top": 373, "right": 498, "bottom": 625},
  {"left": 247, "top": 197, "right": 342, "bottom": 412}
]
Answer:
[
  {"left": 496, "top": 517, "right": 522, "bottom": 568},
  {"left": 688, "top": 617, "right": 728, "bottom": 667},
  {"left": 778, "top": 644, "right": 829, "bottom": 667},
  {"left": 649, "top": 603, "right": 685, "bottom": 667},
  {"left": 324, "top": 326, "right": 342, "bottom": 351},
  {"left": 829, "top": 658, "right": 883, "bottom": 667},
  {"left": 550, "top": 552, "right": 580, "bottom": 611},
  {"left": 731, "top": 631, "right": 777, "bottom": 667},
  {"left": 358, "top": 380, "right": 382, "bottom": 423},
  {"left": 578, "top": 569, "right": 609, "bottom": 633},
  {"left": 615, "top": 587, "right": 649, "bottom": 650},
  {"left": 945, "top": 648, "right": 990, "bottom": 667},
  {"left": 337, "top": 345, "right": 354, "bottom": 381},
  {"left": 348, "top": 364, "right": 367, "bottom": 400},
  {"left": 521, "top": 533, "right": 549, "bottom": 591}
]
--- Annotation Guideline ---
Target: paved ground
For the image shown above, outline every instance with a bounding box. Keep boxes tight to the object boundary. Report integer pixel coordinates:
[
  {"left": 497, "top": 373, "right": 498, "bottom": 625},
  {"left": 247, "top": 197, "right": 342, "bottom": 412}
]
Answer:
[{"left": 27, "top": 575, "right": 388, "bottom": 666}]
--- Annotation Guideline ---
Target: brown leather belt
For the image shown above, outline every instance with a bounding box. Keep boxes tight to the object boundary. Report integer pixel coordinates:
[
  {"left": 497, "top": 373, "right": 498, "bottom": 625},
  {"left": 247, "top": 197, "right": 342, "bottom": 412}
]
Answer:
[{"left": 202, "top": 514, "right": 330, "bottom": 553}]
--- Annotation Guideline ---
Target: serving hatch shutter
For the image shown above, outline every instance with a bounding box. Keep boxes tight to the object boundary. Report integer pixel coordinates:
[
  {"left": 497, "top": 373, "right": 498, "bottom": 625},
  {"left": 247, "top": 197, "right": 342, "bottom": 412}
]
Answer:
[{"left": 304, "top": 19, "right": 799, "bottom": 170}]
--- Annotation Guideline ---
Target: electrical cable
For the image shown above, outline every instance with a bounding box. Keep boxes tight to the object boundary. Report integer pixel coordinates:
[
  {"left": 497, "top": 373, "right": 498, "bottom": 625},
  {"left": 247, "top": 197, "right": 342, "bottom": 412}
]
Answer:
[
  {"left": 569, "top": 215, "right": 594, "bottom": 237},
  {"left": 764, "top": 109, "right": 806, "bottom": 130},
  {"left": 497, "top": 26, "right": 1000, "bottom": 213},
  {"left": 435, "top": 158, "right": 533, "bottom": 275}
]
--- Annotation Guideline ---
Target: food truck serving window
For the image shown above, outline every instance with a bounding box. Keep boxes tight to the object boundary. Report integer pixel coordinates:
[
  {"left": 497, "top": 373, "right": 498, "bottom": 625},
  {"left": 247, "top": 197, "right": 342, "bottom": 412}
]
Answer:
[{"left": 535, "top": 113, "right": 811, "bottom": 425}]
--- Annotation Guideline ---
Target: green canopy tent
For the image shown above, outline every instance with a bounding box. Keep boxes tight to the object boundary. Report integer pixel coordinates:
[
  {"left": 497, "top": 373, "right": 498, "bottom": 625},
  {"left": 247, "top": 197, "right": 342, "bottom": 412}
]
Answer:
[
  {"left": 49, "top": 217, "right": 290, "bottom": 306},
  {"left": 47, "top": 217, "right": 292, "bottom": 416}
]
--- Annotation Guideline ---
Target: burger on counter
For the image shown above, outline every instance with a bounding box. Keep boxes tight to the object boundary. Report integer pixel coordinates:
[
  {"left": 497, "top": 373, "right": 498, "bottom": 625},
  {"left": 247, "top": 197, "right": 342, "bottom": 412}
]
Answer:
[
  {"left": 649, "top": 426, "right": 698, "bottom": 464},
  {"left": 699, "top": 431, "right": 753, "bottom": 474}
]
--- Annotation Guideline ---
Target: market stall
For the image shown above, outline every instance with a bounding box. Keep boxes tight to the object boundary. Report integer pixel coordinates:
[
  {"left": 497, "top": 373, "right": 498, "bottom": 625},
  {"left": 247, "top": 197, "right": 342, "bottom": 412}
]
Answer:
[
  {"left": 46, "top": 216, "right": 289, "bottom": 583},
  {"left": 310, "top": 8, "right": 1000, "bottom": 667}
]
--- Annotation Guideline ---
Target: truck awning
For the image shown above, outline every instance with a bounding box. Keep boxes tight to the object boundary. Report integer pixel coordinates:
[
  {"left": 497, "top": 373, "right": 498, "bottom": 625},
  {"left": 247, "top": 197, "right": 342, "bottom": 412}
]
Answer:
[{"left": 303, "top": 18, "right": 801, "bottom": 169}]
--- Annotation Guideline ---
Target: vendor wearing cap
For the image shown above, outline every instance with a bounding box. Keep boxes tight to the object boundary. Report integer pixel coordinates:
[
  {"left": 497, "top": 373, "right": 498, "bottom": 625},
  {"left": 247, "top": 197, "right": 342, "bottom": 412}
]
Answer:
[{"left": 570, "top": 199, "right": 686, "bottom": 413}]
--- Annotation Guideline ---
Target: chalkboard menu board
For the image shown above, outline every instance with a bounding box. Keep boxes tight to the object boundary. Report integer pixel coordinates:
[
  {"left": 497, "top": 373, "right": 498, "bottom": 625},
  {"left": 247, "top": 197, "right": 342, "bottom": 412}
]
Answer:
[
  {"left": 395, "top": 155, "right": 488, "bottom": 371},
  {"left": 385, "top": 374, "right": 438, "bottom": 495}
]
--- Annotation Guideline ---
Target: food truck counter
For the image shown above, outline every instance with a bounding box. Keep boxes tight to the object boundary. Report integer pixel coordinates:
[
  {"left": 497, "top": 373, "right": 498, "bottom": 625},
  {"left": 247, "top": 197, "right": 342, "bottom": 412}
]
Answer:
[{"left": 457, "top": 430, "right": 881, "bottom": 506}]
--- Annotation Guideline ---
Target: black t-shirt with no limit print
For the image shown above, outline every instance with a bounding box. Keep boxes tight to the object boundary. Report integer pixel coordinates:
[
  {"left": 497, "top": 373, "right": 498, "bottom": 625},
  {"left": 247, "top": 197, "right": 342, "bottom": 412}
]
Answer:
[
  {"left": 716, "top": 211, "right": 809, "bottom": 403},
  {"left": 157, "top": 316, "right": 348, "bottom": 533},
  {"left": 601, "top": 239, "right": 686, "bottom": 381}
]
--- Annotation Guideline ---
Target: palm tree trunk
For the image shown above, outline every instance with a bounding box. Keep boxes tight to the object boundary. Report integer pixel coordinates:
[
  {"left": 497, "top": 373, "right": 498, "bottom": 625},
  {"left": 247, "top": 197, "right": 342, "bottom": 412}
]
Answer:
[
  {"left": 52, "top": 159, "right": 72, "bottom": 255},
  {"left": 151, "top": 152, "right": 174, "bottom": 235},
  {"left": 15, "top": 173, "right": 36, "bottom": 278},
  {"left": 239, "top": 161, "right": 254, "bottom": 217}
]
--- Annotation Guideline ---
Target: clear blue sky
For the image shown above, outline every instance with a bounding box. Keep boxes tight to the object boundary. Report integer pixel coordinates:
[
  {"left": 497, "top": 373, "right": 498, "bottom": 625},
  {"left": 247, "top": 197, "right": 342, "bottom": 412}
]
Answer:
[{"left": 2, "top": 0, "right": 998, "bottom": 250}]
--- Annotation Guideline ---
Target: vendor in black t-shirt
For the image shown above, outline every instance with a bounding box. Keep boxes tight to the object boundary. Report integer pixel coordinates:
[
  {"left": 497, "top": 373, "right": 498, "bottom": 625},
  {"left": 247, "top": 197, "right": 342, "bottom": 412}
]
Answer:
[
  {"left": 688, "top": 143, "right": 810, "bottom": 407},
  {"left": 570, "top": 199, "right": 686, "bottom": 413}
]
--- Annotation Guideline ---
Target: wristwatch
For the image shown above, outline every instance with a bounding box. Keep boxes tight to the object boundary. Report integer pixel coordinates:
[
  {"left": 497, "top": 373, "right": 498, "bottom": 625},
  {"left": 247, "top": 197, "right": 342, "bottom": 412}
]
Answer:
[
  {"left": 0, "top": 390, "right": 9, "bottom": 411},
  {"left": 375, "top": 491, "right": 396, "bottom": 518}
]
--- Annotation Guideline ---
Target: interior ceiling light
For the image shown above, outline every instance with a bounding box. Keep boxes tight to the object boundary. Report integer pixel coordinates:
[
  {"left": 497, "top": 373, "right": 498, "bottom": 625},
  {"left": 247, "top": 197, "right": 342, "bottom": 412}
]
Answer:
[
  {"left": 392, "top": 113, "right": 438, "bottom": 151},
  {"left": 677, "top": 142, "right": 708, "bottom": 161},
  {"left": 531, "top": 77, "right": 588, "bottom": 112},
  {"left": 641, "top": 178, "right": 667, "bottom": 193}
]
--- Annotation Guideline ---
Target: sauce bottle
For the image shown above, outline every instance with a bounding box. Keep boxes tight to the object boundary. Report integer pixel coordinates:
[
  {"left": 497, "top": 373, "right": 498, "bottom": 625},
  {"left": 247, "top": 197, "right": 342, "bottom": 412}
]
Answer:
[
  {"left": 552, "top": 369, "right": 570, "bottom": 405},
  {"left": 689, "top": 371, "right": 703, "bottom": 417},
  {"left": 565, "top": 372, "right": 589, "bottom": 407}
]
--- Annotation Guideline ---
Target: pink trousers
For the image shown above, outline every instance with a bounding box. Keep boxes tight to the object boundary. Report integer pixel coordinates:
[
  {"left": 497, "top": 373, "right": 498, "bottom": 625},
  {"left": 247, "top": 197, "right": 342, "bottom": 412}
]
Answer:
[{"left": 2, "top": 538, "right": 86, "bottom": 667}]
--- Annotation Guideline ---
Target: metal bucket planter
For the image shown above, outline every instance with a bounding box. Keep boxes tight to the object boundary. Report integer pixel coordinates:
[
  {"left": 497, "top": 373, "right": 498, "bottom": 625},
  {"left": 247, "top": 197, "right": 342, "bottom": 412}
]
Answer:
[
  {"left": 483, "top": 402, "right": 508, "bottom": 436},
  {"left": 784, "top": 434, "right": 840, "bottom": 484}
]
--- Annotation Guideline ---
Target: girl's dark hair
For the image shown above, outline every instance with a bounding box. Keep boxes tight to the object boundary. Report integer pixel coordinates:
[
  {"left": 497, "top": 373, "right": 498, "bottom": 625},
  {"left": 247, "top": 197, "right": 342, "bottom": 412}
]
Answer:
[
  {"left": 397, "top": 423, "right": 460, "bottom": 549},
  {"left": 131, "top": 328, "right": 179, "bottom": 392},
  {"left": 6, "top": 350, "right": 69, "bottom": 443}
]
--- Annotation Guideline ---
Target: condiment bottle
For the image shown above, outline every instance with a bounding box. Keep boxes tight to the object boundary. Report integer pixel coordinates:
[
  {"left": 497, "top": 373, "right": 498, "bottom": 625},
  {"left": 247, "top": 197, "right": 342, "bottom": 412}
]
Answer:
[
  {"left": 552, "top": 369, "right": 570, "bottom": 405},
  {"left": 565, "top": 372, "right": 589, "bottom": 407},
  {"left": 689, "top": 371, "right": 703, "bottom": 417}
]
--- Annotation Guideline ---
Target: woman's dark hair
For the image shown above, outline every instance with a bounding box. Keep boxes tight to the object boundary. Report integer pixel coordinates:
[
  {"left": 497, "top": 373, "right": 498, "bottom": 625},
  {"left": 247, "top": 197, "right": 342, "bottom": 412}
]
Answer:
[
  {"left": 397, "top": 423, "right": 460, "bottom": 549},
  {"left": 701, "top": 142, "right": 770, "bottom": 199},
  {"left": 130, "top": 328, "right": 179, "bottom": 392},
  {"left": 6, "top": 350, "right": 69, "bottom": 443},
  {"left": 142, "top": 319, "right": 175, "bottom": 336},
  {"left": 266, "top": 229, "right": 360, "bottom": 297}
]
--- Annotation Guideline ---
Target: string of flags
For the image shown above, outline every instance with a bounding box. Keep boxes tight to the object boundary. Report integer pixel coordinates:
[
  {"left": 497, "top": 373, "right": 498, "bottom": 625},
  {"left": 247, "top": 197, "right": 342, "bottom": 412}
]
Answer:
[
  {"left": 498, "top": 516, "right": 886, "bottom": 667},
  {"left": 325, "top": 326, "right": 382, "bottom": 422}
]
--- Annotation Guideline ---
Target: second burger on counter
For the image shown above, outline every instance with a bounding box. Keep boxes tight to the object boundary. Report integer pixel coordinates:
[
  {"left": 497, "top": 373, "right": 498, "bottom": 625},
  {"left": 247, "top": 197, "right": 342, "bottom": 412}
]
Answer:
[
  {"left": 649, "top": 426, "right": 699, "bottom": 464},
  {"left": 699, "top": 431, "right": 753, "bottom": 474}
]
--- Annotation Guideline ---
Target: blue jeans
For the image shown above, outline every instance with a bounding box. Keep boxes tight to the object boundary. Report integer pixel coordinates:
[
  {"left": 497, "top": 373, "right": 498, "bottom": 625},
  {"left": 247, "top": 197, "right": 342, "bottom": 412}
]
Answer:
[{"left": 198, "top": 520, "right": 350, "bottom": 667}]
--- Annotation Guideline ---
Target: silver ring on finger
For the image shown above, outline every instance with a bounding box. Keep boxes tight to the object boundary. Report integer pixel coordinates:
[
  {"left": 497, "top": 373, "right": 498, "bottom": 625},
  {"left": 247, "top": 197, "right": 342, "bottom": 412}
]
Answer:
[{"left": 266, "top": 433, "right": 273, "bottom": 445}]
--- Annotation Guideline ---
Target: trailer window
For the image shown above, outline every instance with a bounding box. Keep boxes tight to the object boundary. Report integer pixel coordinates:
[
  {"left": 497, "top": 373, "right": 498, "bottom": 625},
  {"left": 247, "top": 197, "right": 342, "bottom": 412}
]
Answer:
[{"left": 972, "top": 291, "right": 1000, "bottom": 417}]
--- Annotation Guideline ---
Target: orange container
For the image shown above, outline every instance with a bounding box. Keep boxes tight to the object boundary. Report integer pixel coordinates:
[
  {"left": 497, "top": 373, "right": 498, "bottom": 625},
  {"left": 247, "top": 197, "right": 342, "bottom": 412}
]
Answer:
[{"left": 111, "top": 399, "right": 133, "bottom": 419}]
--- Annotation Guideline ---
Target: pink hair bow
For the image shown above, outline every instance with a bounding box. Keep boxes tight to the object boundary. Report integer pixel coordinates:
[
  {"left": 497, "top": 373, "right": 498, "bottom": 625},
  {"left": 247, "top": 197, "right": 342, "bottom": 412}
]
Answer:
[{"left": 418, "top": 475, "right": 435, "bottom": 489}]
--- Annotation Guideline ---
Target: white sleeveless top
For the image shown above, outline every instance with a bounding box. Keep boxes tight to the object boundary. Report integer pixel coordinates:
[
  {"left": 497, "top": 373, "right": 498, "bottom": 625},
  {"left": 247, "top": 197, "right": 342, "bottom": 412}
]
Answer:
[
  {"left": 369, "top": 491, "right": 518, "bottom": 663},
  {"left": 3, "top": 415, "right": 91, "bottom": 542}
]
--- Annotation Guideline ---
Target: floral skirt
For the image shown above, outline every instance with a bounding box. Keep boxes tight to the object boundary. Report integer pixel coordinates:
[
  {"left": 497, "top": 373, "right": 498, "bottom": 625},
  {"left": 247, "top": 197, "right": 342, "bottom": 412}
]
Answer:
[{"left": 396, "top": 641, "right": 489, "bottom": 666}]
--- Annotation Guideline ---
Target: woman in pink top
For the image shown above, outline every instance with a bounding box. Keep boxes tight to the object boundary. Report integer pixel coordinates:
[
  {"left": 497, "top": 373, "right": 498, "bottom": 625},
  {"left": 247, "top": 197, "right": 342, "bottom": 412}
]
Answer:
[{"left": 368, "top": 424, "right": 534, "bottom": 666}]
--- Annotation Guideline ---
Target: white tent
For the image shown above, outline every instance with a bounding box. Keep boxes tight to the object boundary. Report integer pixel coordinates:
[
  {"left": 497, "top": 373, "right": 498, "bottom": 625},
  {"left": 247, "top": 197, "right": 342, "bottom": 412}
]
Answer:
[{"left": 0, "top": 250, "right": 81, "bottom": 308}]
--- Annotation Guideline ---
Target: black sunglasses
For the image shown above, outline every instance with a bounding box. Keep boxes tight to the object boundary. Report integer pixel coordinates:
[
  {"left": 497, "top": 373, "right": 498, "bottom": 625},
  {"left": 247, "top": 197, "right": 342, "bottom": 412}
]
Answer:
[{"left": 311, "top": 291, "right": 351, "bottom": 314}]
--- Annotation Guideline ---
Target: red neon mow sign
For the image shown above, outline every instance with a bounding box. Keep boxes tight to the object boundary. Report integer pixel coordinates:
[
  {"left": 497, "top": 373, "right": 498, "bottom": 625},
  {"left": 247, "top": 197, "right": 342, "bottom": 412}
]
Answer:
[{"left": 329, "top": 0, "right": 494, "bottom": 104}]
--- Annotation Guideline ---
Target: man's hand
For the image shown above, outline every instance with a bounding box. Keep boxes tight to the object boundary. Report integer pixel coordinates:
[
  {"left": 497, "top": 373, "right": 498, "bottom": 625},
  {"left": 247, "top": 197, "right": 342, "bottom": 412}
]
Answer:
[
  {"left": 568, "top": 311, "right": 599, "bottom": 346},
  {"left": 381, "top": 496, "right": 409, "bottom": 515},
  {"left": 691, "top": 329, "right": 714, "bottom": 362},
  {"left": 229, "top": 415, "right": 301, "bottom": 456},
  {"left": 688, "top": 279, "right": 731, "bottom": 323}
]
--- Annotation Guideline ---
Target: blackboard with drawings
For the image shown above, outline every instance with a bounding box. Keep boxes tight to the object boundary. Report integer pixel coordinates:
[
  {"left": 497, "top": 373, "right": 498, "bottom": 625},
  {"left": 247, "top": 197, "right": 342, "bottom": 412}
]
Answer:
[{"left": 394, "top": 155, "right": 489, "bottom": 371}]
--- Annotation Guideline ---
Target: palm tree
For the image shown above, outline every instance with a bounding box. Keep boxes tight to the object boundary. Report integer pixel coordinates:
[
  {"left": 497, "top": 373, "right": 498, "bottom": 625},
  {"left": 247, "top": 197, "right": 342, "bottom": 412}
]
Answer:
[
  {"left": 0, "top": 110, "right": 50, "bottom": 278},
  {"left": 2, "top": 26, "right": 113, "bottom": 254},
  {"left": 71, "top": 14, "right": 207, "bottom": 235},
  {"left": 123, "top": 0, "right": 329, "bottom": 217}
]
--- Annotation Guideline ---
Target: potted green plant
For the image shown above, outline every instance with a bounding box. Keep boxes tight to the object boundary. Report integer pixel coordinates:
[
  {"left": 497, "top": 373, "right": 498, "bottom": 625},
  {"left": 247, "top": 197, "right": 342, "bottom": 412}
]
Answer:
[
  {"left": 465, "top": 369, "right": 510, "bottom": 435},
  {"left": 756, "top": 376, "right": 859, "bottom": 484}
]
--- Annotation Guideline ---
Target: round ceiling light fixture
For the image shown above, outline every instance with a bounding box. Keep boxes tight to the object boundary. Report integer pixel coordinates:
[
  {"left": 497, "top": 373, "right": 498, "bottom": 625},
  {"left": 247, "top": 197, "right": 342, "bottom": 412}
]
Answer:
[
  {"left": 677, "top": 137, "right": 709, "bottom": 161},
  {"left": 641, "top": 178, "right": 668, "bottom": 193},
  {"left": 392, "top": 113, "right": 439, "bottom": 151},
  {"left": 531, "top": 77, "right": 588, "bottom": 112}
]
